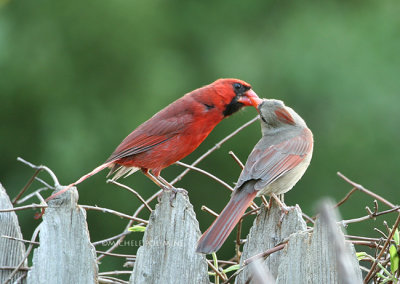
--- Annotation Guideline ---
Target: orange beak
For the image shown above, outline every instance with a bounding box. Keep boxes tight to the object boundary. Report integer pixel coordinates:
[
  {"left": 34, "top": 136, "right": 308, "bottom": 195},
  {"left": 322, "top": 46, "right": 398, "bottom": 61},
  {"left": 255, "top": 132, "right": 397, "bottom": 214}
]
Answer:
[{"left": 238, "top": 89, "right": 263, "bottom": 108}]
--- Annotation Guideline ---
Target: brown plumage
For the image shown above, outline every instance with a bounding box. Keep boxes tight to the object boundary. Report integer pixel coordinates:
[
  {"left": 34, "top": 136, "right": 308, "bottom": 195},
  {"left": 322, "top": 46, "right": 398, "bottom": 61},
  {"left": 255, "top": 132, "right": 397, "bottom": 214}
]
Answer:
[{"left": 196, "top": 99, "right": 314, "bottom": 254}]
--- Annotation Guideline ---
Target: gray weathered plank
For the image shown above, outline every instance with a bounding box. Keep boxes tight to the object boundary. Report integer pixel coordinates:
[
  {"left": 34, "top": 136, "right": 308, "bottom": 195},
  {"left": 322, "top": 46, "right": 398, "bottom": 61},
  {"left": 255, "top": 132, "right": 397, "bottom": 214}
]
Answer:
[
  {"left": 275, "top": 202, "right": 363, "bottom": 284},
  {"left": 236, "top": 201, "right": 306, "bottom": 283},
  {"left": 236, "top": 199, "right": 362, "bottom": 283},
  {"left": 130, "top": 191, "right": 210, "bottom": 284},
  {"left": 27, "top": 186, "right": 98, "bottom": 284},
  {"left": 0, "top": 183, "right": 28, "bottom": 284}
]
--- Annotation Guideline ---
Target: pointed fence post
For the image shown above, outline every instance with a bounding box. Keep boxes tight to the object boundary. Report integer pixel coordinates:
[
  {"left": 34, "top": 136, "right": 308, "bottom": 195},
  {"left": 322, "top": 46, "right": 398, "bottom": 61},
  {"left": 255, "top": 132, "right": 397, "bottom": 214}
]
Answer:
[
  {"left": 27, "top": 186, "right": 98, "bottom": 284},
  {"left": 236, "top": 199, "right": 363, "bottom": 284},
  {"left": 0, "top": 183, "right": 28, "bottom": 283},
  {"left": 130, "top": 191, "right": 210, "bottom": 284},
  {"left": 236, "top": 201, "right": 306, "bottom": 283},
  {"left": 275, "top": 200, "right": 363, "bottom": 284}
]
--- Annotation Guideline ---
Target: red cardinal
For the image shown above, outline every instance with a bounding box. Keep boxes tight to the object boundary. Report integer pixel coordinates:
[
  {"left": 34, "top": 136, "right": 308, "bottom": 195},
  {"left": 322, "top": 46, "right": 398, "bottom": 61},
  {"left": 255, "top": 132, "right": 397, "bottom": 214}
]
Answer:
[
  {"left": 196, "top": 98, "right": 314, "bottom": 254},
  {"left": 48, "top": 79, "right": 260, "bottom": 201}
]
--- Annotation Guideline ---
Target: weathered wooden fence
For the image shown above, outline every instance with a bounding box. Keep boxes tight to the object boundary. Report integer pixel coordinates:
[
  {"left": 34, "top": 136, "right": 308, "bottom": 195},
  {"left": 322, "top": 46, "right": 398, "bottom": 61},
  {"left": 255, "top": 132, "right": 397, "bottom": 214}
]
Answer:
[{"left": 0, "top": 180, "right": 364, "bottom": 284}]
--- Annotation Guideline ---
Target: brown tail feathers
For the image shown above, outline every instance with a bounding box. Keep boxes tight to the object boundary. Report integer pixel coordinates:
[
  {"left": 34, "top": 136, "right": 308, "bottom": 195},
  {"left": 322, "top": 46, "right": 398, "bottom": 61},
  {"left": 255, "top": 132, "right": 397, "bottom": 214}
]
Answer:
[{"left": 196, "top": 183, "right": 257, "bottom": 254}]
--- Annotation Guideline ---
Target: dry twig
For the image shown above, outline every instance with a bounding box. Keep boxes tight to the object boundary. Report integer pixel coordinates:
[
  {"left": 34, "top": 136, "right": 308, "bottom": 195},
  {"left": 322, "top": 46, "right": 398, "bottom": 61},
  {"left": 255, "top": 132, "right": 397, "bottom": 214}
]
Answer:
[
  {"left": 337, "top": 172, "right": 397, "bottom": 210},
  {"left": 201, "top": 205, "right": 219, "bottom": 218},
  {"left": 0, "top": 204, "right": 47, "bottom": 213},
  {"left": 175, "top": 161, "right": 234, "bottom": 192},
  {"left": 228, "top": 151, "right": 245, "bottom": 169},
  {"left": 206, "top": 259, "right": 228, "bottom": 281},
  {"left": 3, "top": 225, "right": 41, "bottom": 284},
  {"left": 364, "top": 213, "right": 400, "bottom": 283},
  {"left": 171, "top": 116, "right": 259, "bottom": 185},
  {"left": 107, "top": 179, "right": 152, "bottom": 213},
  {"left": 80, "top": 205, "right": 148, "bottom": 224}
]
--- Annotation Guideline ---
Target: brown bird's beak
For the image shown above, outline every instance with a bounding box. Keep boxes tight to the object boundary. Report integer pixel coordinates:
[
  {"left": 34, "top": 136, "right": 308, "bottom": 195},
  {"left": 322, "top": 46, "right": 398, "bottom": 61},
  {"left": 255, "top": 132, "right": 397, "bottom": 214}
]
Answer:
[{"left": 238, "top": 89, "right": 263, "bottom": 108}]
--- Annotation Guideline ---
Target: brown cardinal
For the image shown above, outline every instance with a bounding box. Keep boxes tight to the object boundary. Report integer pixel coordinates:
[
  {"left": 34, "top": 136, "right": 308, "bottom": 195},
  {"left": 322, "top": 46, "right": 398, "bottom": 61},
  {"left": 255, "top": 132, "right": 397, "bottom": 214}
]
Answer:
[
  {"left": 47, "top": 79, "right": 260, "bottom": 201},
  {"left": 196, "top": 98, "right": 313, "bottom": 254}
]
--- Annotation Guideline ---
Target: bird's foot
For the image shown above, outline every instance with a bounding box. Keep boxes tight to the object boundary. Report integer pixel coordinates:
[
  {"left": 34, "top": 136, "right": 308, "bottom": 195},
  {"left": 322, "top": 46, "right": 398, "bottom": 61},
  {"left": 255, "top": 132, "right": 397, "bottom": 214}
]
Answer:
[
  {"left": 171, "top": 187, "right": 188, "bottom": 195},
  {"left": 270, "top": 194, "right": 292, "bottom": 226},
  {"left": 278, "top": 204, "right": 291, "bottom": 225},
  {"left": 169, "top": 187, "right": 188, "bottom": 205},
  {"left": 158, "top": 186, "right": 188, "bottom": 204}
]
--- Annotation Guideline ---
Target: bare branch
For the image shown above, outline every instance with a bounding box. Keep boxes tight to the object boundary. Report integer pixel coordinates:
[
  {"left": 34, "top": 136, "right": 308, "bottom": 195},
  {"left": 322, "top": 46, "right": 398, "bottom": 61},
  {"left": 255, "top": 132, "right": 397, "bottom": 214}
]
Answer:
[
  {"left": 206, "top": 259, "right": 228, "bottom": 281},
  {"left": 175, "top": 161, "right": 234, "bottom": 192},
  {"left": 374, "top": 228, "right": 388, "bottom": 239},
  {"left": 34, "top": 177, "right": 55, "bottom": 190},
  {"left": 228, "top": 151, "right": 244, "bottom": 169},
  {"left": 80, "top": 205, "right": 148, "bottom": 224},
  {"left": 92, "top": 231, "right": 132, "bottom": 246},
  {"left": 96, "top": 189, "right": 162, "bottom": 261},
  {"left": 340, "top": 206, "right": 400, "bottom": 226},
  {"left": 236, "top": 218, "right": 243, "bottom": 262},
  {"left": 107, "top": 179, "right": 153, "bottom": 213},
  {"left": 350, "top": 240, "right": 382, "bottom": 249},
  {"left": 302, "top": 212, "right": 315, "bottom": 225},
  {"left": 260, "top": 195, "right": 269, "bottom": 207},
  {"left": 16, "top": 187, "right": 49, "bottom": 204},
  {"left": 98, "top": 276, "right": 128, "bottom": 284},
  {"left": 0, "top": 266, "right": 30, "bottom": 271},
  {"left": 171, "top": 116, "right": 259, "bottom": 185},
  {"left": 201, "top": 205, "right": 219, "bottom": 218},
  {"left": 3, "top": 225, "right": 41, "bottom": 284},
  {"left": 243, "top": 243, "right": 287, "bottom": 266},
  {"left": 96, "top": 251, "right": 136, "bottom": 259},
  {"left": 241, "top": 207, "right": 261, "bottom": 220},
  {"left": 364, "top": 212, "right": 400, "bottom": 283},
  {"left": 337, "top": 172, "right": 398, "bottom": 210},
  {"left": 223, "top": 243, "right": 286, "bottom": 284},
  {"left": 17, "top": 157, "right": 60, "bottom": 187},
  {"left": 1, "top": 235, "right": 40, "bottom": 245},
  {"left": 98, "top": 270, "right": 133, "bottom": 276},
  {"left": 345, "top": 235, "right": 384, "bottom": 242},
  {"left": 335, "top": 187, "right": 358, "bottom": 208},
  {"left": 0, "top": 204, "right": 47, "bottom": 213},
  {"left": 12, "top": 169, "right": 41, "bottom": 205}
]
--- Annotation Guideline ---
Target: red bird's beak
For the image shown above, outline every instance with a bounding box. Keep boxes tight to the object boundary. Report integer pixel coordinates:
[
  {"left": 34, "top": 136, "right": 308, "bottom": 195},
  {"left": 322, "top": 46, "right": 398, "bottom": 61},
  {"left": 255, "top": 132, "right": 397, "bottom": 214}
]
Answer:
[{"left": 238, "top": 89, "right": 263, "bottom": 108}]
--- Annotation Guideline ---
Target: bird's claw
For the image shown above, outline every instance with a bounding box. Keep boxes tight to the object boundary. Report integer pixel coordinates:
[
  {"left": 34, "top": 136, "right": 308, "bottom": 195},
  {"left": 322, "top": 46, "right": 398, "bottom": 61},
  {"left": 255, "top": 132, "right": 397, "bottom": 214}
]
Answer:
[
  {"left": 278, "top": 205, "right": 292, "bottom": 226},
  {"left": 169, "top": 188, "right": 188, "bottom": 205},
  {"left": 171, "top": 187, "right": 188, "bottom": 195},
  {"left": 158, "top": 186, "right": 188, "bottom": 205}
]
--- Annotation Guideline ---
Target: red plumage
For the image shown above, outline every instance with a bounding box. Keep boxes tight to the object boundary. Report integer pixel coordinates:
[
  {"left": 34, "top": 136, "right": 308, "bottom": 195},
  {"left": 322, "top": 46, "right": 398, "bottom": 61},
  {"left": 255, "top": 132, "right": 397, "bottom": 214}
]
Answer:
[
  {"left": 106, "top": 78, "right": 259, "bottom": 180},
  {"left": 47, "top": 78, "right": 260, "bottom": 201}
]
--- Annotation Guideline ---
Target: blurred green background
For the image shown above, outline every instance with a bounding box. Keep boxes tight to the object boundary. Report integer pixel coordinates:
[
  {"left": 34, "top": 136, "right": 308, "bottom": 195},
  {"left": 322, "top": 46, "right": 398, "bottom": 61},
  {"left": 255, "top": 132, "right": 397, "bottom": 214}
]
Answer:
[{"left": 1, "top": 0, "right": 399, "bottom": 277}]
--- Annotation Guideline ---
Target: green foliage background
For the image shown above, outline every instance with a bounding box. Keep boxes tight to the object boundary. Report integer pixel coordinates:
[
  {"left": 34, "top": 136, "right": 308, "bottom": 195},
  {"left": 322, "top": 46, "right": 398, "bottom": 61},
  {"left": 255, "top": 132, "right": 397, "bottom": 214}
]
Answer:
[{"left": 1, "top": 0, "right": 399, "bottom": 274}]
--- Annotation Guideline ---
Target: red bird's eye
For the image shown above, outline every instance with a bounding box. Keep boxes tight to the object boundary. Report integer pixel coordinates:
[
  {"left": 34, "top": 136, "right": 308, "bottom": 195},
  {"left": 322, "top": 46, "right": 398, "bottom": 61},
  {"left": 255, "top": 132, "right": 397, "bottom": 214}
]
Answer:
[{"left": 233, "top": 83, "right": 243, "bottom": 91}]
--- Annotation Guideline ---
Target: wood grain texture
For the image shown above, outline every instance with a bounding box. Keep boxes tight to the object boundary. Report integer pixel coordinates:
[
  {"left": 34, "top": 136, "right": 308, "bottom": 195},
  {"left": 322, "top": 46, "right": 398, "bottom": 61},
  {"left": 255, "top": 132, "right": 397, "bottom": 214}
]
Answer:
[
  {"left": 27, "top": 186, "right": 98, "bottom": 284},
  {"left": 236, "top": 201, "right": 307, "bottom": 283},
  {"left": 236, "top": 200, "right": 362, "bottom": 284},
  {"left": 0, "top": 183, "right": 27, "bottom": 283},
  {"left": 130, "top": 191, "right": 210, "bottom": 284},
  {"left": 275, "top": 201, "right": 363, "bottom": 284}
]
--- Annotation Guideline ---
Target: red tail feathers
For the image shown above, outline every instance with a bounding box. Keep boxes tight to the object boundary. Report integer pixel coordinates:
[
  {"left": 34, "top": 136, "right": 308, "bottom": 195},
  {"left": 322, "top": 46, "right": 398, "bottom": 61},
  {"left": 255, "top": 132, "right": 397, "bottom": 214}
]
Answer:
[
  {"left": 44, "top": 162, "right": 113, "bottom": 203},
  {"left": 196, "top": 184, "right": 257, "bottom": 254}
]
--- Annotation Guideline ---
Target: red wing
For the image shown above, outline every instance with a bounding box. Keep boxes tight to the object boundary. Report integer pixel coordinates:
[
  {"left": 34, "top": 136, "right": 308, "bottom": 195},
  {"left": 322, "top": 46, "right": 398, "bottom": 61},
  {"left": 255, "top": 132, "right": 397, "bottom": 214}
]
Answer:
[
  {"left": 237, "top": 128, "right": 313, "bottom": 190},
  {"left": 106, "top": 105, "right": 193, "bottom": 162}
]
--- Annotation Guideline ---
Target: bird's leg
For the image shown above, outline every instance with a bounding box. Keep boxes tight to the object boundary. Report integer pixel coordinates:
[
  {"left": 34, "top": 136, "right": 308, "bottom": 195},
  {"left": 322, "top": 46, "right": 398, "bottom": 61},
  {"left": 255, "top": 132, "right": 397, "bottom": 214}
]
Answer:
[
  {"left": 271, "top": 193, "right": 290, "bottom": 211},
  {"left": 157, "top": 175, "right": 188, "bottom": 195},
  {"left": 142, "top": 170, "right": 171, "bottom": 191},
  {"left": 271, "top": 193, "right": 291, "bottom": 225},
  {"left": 142, "top": 170, "right": 187, "bottom": 203}
]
